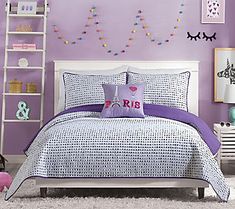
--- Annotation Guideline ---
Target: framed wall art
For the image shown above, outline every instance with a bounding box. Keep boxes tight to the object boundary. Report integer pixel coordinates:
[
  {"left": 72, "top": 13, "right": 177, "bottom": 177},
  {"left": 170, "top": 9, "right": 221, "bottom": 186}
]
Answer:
[
  {"left": 214, "top": 48, "right": 235, "bottom": 102},
  {"left": 17, "top": 1, "right": 37, "bottom": 15},
  {"left": 202, "top": 0, "right": 225, "bottom": 23}
]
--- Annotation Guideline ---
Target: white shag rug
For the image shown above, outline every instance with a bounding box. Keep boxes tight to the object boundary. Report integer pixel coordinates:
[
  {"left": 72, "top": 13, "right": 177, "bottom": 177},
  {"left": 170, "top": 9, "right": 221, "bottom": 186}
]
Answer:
[{"left": 0, "top": 177, "right": 235, "bottom": 209}]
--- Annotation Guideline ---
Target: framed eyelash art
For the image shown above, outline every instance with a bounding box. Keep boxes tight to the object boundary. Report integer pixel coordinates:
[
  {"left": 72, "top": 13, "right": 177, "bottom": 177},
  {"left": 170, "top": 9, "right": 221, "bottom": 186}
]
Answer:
[
  {"left": 214, "top": 48, "right": 235, "bottom": 102},
  {"left": 201, "top": 0, "right": 225, "bottom": 24}
]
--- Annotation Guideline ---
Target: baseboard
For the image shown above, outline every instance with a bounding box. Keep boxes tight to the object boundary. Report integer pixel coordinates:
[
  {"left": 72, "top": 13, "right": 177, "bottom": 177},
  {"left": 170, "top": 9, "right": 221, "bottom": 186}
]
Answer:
[{"left": 4, "top": 155, "right": 26, "bottom": 164}]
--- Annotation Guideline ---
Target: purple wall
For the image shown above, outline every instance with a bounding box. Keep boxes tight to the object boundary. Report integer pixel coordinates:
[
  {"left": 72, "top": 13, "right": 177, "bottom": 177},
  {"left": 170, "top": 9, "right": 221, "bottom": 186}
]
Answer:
[{"left": 0, "top": 0, "right": 235, "bottom": 154}]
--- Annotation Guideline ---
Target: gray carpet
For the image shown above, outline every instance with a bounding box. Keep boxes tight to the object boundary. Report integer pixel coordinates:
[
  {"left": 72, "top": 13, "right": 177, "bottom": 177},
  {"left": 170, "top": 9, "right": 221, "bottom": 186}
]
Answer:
[
  {"left": 0, "top": 176, "right": 235, "bottom": 209},
  {"left": 1, "top": 164, "right": 235, "bottom": 209}
]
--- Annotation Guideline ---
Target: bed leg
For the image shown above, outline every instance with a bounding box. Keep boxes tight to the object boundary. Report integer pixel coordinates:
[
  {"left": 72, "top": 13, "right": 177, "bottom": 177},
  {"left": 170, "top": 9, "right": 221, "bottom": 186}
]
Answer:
[
  {"left": 198, "top": 188, "right": 205, "bottom": 199},
  {"left": 40, "top": 188, "right": 47, "bottom": 198}
]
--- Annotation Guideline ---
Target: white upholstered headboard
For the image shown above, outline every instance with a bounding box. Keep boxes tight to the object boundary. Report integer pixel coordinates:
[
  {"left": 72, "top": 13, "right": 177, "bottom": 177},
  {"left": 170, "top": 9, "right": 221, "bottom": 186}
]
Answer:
[{"left": 54, "top": 60, "right": 199, "bottom": 115}]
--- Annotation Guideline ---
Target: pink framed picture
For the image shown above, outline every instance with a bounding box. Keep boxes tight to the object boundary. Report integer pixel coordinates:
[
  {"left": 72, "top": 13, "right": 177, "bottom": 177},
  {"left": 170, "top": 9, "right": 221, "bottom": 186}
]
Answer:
[{"left": 201, "top": 0, "right": 225, "bottom": 23}]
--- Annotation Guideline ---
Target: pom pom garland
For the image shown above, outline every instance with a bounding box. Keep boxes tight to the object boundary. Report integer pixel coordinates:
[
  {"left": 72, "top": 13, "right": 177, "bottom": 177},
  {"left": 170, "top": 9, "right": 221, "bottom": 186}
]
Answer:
[{"left": 52, "top": 2, "right": 185, "bottom": 56}]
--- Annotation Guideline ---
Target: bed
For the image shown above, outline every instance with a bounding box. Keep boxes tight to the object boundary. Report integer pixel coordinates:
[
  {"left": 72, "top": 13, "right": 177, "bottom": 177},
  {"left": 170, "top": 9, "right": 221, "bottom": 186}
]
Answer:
[{"left": 4, "top": 61, "right": 230, "bottom": 201}]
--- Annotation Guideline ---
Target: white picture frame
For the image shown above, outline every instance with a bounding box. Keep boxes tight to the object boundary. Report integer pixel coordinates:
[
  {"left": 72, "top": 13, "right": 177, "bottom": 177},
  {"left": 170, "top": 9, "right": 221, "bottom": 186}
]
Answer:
[
  {"left": 214, "top": 48, "right": 235, "bottom": 102},
  {"left": 17, "top": 1, "right": 37, "bottom": 15},
  {"left": 201, "top": 0, "right": 225, "bottom": 24}
]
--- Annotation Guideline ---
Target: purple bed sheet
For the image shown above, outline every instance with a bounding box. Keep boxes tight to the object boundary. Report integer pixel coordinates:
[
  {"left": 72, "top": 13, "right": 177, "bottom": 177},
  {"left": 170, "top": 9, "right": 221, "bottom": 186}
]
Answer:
[{"left": 25, "top": 104, "right": 220, "bottom": 156}]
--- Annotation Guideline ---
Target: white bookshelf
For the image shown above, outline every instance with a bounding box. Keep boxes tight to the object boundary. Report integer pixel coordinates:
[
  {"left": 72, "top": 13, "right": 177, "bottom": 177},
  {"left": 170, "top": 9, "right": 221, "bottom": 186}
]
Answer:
[
  {"left": 214, "top": 124, "right": 235, "bottom": 168},
  {"left": 0, "top": 0, "right": 49, "bottom": 155}
]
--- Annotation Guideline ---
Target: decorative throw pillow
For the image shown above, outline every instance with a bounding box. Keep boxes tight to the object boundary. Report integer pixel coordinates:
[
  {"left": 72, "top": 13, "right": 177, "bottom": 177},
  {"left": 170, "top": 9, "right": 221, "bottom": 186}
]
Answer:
[
  {"left": 101, "top": 83, "right": 145, "bottom": 118},
  {"left": 63, "top": 72, "right": 127, "bottom": 109},
  {"left": 127, "top": 71, "right": 190, "bottom": 111}
]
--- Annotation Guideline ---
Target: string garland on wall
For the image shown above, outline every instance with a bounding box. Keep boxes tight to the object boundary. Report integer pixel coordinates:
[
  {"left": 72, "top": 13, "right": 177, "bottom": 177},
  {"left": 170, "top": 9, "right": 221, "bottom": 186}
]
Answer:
[{"left": 52, "top": 3, "right": 185, "bottom": 56}]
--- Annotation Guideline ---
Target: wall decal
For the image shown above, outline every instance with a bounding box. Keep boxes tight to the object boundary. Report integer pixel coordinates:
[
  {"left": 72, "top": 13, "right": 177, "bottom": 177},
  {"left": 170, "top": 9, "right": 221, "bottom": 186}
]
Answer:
[
  {"left": 214, "top": 48, "right": 235, "bottom": 102},
  {"left": 202, "top": 0, "right": 225, "bottom": 24},
  {"left": 52, "top": 3, "right": 185, "bottom": 56},
  {"left": 187, "top": 32, "right": 217, "bottom": 42},
  {"left": 16, "top": 101, "right": 30, "bottom": 120},
  {"left": 202, "top": 32, "right": 216, "bottom": 41},
  {"left": 187, "top": 32, "right": 201, "bottom": 41}
]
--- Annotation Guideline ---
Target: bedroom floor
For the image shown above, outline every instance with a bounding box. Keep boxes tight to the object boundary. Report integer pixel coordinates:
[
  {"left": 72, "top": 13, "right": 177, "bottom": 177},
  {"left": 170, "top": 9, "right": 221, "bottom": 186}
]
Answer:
[{"left": 0, "top": 162, "right": 235, "bottom": 209}]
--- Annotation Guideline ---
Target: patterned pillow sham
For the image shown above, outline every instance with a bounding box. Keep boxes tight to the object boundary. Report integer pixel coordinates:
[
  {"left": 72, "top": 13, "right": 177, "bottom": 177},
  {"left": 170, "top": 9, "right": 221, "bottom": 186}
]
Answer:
[
  {"left": 63, "top": 72, "right": 127, "bottom": 109},
  {"left": 127, "top": 71, "right": 190, "bottom": 111},
  {"left": 101, "top": 83, "right": 145, "bottom": 118}
]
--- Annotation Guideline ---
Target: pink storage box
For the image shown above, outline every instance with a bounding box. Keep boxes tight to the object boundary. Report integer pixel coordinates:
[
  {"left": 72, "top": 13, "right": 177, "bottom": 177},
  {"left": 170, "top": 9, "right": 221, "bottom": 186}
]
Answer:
[{"left": 12, "top": 43, "right": 36, "bottom": 50}]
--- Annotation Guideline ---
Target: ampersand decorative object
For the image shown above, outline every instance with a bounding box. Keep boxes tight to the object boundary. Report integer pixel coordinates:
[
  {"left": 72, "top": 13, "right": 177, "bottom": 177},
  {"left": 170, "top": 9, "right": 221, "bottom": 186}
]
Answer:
[
  {"left": 229, "top": 107, "right": 235, "bottom": 126},
  {"left": 16, "top": 101, "right": 30, "bottom": 120}
]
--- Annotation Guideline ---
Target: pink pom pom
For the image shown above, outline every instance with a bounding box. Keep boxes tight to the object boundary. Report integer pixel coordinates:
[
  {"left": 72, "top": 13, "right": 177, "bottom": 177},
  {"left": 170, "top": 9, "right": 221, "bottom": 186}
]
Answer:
[{"left": 0, "top": 172, "right": 13, "bottom": 191}]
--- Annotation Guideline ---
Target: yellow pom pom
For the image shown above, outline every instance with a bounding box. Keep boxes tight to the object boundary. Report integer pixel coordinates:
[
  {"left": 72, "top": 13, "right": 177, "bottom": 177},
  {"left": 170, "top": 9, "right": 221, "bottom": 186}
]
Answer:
[
  {"left": 64, "top": 40, "right": 69, "bottom": 45},
  {"left": 177, "top": 18, "right": 181, "bottom": 22},
  {"left": 103, "top": 43, "right": 107, "bottom": 47},
  {"left": 146, "top": 32, "right": 151, "bottom": 37}
]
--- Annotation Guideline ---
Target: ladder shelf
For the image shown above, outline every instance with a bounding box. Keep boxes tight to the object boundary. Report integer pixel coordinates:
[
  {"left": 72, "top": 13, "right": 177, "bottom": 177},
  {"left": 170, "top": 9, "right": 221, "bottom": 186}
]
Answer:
[{"left": 0, "top": 0, "right": 49, "bottom": 155}]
